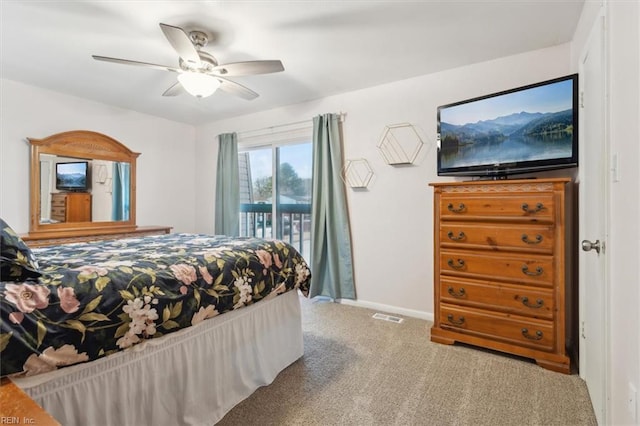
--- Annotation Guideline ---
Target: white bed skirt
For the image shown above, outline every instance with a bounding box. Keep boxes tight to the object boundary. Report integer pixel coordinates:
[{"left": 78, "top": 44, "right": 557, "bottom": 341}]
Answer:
[{"left": 13, "top": 290, "right": 304, "bottom": 426}]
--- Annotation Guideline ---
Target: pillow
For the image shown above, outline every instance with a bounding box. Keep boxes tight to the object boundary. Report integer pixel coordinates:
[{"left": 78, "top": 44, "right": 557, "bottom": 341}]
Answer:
[{"left": 1, "top": 218, "right": 42, "bottom": 282}]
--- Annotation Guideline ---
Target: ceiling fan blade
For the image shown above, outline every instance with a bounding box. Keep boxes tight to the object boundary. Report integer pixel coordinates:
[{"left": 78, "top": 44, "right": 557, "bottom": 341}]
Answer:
[
  {"left": 210, "top": 60, "right": 285, "bottom": 76},
  {"left": 162, "top": 82, "right": 185, "bottom": 97},
  {"left": 92, "top": 55, "right": 180, "bottom": 73},
  {"left": 159, "top": 23, "right": 201, "bottom": 66},
  {"left": 216, "top": 77, "right": 259, "bottom": 100}
]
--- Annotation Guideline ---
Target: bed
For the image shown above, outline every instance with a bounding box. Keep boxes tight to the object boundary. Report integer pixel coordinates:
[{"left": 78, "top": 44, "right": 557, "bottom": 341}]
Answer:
[{"left": 1, "top": 219, "right": 311, "bottom": 425}]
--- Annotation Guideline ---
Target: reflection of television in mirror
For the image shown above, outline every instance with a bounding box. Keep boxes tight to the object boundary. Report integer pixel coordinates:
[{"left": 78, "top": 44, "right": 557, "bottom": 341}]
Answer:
[
  {"left": 437, "top": 74, "right": 578, "bottom": 178},
  {"left": 56, "top": 161, "right": 89, "bottom": 191}
]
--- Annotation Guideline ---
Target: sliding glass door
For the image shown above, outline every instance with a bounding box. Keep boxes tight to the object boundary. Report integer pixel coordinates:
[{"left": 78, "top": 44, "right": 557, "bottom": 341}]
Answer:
[{"left": 239, "top": 142, "right": 312, "bottom": 260}]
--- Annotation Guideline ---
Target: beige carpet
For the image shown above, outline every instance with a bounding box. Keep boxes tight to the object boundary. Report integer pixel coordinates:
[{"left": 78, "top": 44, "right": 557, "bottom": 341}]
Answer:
[{"left": 218, "top": 296, "right": 596, "bottom": 425}]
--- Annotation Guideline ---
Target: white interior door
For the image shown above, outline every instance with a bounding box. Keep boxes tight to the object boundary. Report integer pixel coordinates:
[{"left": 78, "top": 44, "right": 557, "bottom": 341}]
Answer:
[
  {"left": 39, "top": 160, "right": 52, "bottom": 221},
  {"left": 578, "top": 10, "right": 609, "bottom": 426}
]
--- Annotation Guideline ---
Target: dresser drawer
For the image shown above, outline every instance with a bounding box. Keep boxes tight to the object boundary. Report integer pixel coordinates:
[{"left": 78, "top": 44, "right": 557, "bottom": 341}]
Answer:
[
  {"left": 440, "top": 250, "right": 554, "bottom": 286},
  {"left": 51, "top": 198, "right": 66, "bottom": 207},
  {"left": 51, "top": 207, "right": 66, "bottom": 216},
  {"left": 440, "top": 276, "right": 554, "bottom": 319},
  {"left": 51, "top": 214, "right": 65, "bottom": 222},
  {"left": 439, "top": 194, "right": 555, "bottom": 223},
  {"left": 440, "top": 304, "right": 555, "bottom": 352},
  {"left": 439, "top": 222, "right": 555, "bottom": 254}
]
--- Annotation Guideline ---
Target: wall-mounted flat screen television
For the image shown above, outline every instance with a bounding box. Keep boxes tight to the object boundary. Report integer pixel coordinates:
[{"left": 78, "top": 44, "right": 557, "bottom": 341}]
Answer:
[
  {"left": 56, "top": 161, "right": 89, "bottom": 191},
  {"left": 437, "top": 74, "right": 578, "bottom": 178}
]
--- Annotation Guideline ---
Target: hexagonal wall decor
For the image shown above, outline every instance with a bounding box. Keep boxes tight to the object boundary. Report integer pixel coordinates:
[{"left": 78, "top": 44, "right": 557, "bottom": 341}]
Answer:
[
  {"left": 377, "top": 123, "right": 424, "bottom": 165},
  {"left": 342, "top": 158, "right": 374, "bottom": 189}
]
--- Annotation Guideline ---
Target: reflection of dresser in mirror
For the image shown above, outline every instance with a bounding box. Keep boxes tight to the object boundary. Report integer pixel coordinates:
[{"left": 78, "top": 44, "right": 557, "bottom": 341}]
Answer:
[{"left": 50, "top": 192, "right": 91, "bottom": 222}]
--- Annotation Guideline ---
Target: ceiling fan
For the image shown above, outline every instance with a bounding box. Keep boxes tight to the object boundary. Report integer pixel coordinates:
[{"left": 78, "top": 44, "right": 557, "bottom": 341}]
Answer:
[{"left": 92, "top": 23, "right": 284, "bottom": 99}]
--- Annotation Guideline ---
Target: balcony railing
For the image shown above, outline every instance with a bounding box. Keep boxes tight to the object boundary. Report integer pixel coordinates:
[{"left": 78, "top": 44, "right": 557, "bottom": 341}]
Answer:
[{"left": 240, "top": 203, "right": 311, "bottom": 259}]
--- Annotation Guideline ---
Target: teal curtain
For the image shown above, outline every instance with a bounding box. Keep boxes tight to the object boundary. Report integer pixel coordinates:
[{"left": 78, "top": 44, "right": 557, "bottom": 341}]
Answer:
[
  {"left": 214, "top": 133, "right": 240, "bottom": 236},
  {"left": 309, "top": 113, "right": 356, "bottom": 300},
  {"left": 112, "top": 162, "right": 130, "bottom": 221}
]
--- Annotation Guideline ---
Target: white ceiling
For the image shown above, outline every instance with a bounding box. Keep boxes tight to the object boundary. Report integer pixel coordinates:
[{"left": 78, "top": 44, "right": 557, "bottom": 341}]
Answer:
[{"left": 1, "top": 1, "right": 585, "bottom": 125}]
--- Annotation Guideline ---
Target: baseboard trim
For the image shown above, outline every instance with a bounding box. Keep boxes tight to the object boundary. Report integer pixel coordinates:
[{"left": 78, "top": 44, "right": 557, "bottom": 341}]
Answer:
[{"left": 336, "top": 298, "right": 434, "bottom": 322}]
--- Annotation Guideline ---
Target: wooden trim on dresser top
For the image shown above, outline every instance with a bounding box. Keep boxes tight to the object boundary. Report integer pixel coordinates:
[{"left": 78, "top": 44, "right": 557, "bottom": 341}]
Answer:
[
  {"left": 21, "top": 226, "right": 172, "bottom": 248},
  {"left": 430, "top": 177, "right": 571, "bottom": 190}
]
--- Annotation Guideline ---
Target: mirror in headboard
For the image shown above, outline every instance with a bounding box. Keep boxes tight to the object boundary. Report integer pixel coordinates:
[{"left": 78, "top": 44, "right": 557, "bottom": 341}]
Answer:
[{"left": 28, "top": 130, "right": 140, "bottom": 237}]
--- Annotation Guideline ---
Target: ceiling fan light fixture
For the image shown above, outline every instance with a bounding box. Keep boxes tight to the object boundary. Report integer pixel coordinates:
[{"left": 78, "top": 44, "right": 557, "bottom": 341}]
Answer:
[{"left": 178, "top": 72, "right": 220, "bottom": 98}]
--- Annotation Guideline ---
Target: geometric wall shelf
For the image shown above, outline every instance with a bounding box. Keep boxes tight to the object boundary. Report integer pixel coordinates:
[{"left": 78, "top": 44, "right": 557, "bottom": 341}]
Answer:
[
  {"left": 342, "top": 158, "right": 374, "bottom": 189},
  {"left": 377, "top": 123, "right": 424, "bottom": 165}
]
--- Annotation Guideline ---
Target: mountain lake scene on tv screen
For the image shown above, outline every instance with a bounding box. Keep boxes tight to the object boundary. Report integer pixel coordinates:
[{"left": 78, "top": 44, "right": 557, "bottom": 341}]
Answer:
[
  {"left": 439, "top": 80, "right": 574, "bottom": 169},
  {"left": 57, "top": 163, "right": 87, "bottom": 188}
]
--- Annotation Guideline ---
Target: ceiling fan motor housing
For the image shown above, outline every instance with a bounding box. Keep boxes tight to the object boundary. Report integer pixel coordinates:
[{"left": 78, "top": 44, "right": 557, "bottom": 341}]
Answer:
[{"left": 179, "top": 51, "right": 219, "bottom": 72}]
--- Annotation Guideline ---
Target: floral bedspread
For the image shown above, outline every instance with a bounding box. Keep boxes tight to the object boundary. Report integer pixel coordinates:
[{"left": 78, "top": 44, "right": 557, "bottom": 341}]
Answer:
[{"left": 0, "top": 233, "right": 311, "bottom": 377}]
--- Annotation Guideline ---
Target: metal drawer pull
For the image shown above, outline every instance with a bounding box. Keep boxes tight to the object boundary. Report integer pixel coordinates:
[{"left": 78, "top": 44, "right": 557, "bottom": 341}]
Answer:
[
  {"left": 447, "top": 231, "right": 466, "bottom": 241},
  {"left": 521, "top": 202, "right": 545, "bottom": 213},
  {"left": 521, "top": 265, "right": 543, "bottom": 276},
  {"left": 447, "top": 203, "right": 466, "bottom": 213},
  {"left": 521, "top": 234, "right": 543, "bottom": 245},
  {"left": 447, "top": 314, "right": 465, "bottom": 326},
  {"left": 447, "top": 258, "right": 466, "bottom": 270},
  {"left": 521, "top": 297, "right": 544, "bottom": 308},
  {"left": 521, "top": 328, "right": 543, "bottom": 340},
  {"left": 447, "top": 286, "right": 466, "bottom": 298}
]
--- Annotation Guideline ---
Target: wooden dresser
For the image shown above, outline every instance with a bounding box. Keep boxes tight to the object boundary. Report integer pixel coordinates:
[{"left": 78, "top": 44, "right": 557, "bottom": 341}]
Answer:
[
  {"left": 22, "top": 226, "right": 172, "bottom": 248},
  {"left": 429, "top": 178, "right": 575, "bottom": 373},
  {"left": 50, "top": 192, "right": 91, "bottom": 222}
]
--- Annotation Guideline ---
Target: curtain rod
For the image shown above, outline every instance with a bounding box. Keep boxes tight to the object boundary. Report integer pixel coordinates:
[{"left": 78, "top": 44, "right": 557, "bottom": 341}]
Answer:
[{"left": 237, "top": 112, "right": 346, "bottom": 139}]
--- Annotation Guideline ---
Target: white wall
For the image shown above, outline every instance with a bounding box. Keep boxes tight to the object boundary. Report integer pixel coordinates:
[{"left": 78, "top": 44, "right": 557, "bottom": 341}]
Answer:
[
  {"left": 195, "top": 44, "right": 573, "bottom": 318},
  {"left": 0, "top": 79, "right": 197, "bottom": 234},
  {"left": 607, "top": 1, "right": 640, "bottom": 424}
]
